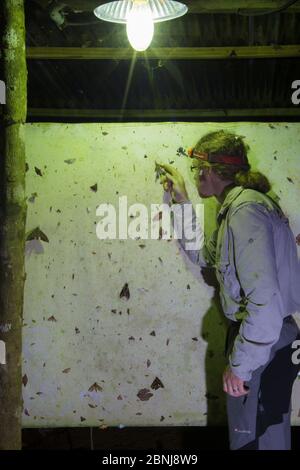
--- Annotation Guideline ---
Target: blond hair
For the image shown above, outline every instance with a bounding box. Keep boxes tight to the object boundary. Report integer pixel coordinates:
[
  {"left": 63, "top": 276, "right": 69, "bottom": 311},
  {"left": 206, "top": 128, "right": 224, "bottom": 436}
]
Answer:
[{"left": 193, "top": 130, "right": 271, "bottom": 194}]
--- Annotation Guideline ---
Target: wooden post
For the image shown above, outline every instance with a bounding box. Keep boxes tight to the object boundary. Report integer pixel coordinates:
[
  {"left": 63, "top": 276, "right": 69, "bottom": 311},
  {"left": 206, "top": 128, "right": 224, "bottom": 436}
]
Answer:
[{"left": 0, "top": 0, "right": 27, "bottom": 450}]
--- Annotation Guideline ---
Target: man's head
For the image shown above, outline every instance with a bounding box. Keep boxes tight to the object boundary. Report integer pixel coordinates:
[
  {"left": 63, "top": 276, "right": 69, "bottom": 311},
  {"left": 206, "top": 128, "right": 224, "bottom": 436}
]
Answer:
[
  {"left": 189, "top": 130, "right": 252, "bottom": 198},
  {"left": 191, "top": 162, "right": 233, "bottom": 198}
]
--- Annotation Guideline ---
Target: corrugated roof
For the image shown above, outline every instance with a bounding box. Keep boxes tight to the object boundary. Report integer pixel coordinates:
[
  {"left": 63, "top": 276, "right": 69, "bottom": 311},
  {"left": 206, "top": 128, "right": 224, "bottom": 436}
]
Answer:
[{"left": 24, "top": 0, "right": 300, "bottom": 120}]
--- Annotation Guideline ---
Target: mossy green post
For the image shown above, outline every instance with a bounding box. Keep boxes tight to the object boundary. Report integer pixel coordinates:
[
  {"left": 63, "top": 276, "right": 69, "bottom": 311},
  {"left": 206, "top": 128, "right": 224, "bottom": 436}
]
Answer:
[{"left": 0, "top": 0, "right": 27, "bottom": 450}]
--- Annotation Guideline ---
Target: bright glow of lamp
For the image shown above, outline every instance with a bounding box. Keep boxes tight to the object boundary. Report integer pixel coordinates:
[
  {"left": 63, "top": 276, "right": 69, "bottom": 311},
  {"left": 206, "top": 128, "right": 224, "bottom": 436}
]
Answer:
[
  {"left": 94, "top": 0, "right": 188, "bottom": 52},
  {"left": 126, "top": 1, "right": 154, "bottom": 51}
]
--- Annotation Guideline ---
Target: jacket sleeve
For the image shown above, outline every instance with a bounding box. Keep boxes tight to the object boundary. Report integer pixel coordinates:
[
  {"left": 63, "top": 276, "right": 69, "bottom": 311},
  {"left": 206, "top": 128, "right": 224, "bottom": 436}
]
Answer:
[
  {"left": 228, "top": 203, "right": 284, "bottom": 381},
  {"left": 171, "top": 200, "right": 217, "bottom": 268}
]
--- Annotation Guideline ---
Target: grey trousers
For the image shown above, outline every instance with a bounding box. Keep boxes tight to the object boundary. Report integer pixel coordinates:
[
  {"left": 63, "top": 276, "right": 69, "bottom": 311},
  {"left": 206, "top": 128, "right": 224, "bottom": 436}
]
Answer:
[{"left": 225, "top": 315, "right": 300, "bottom": 450}]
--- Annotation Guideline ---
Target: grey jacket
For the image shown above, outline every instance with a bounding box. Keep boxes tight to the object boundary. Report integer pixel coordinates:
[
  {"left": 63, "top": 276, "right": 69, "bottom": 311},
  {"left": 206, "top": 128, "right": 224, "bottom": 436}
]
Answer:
[{"left": 172, "top": 186, "right": 300, "bottom": 381}]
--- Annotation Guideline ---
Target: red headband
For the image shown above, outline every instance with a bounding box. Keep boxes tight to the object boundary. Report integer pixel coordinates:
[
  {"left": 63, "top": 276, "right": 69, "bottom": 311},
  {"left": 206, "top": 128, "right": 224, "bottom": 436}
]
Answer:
[{"left": 187, "top": 147, "right": 246, "bottom": 165}]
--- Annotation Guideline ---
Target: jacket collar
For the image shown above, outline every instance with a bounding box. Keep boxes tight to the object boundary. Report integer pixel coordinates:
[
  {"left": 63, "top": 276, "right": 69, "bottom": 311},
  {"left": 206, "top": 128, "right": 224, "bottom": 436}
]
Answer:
[{"left": 217, "top": 185, "right": 244, "bottom": 224}]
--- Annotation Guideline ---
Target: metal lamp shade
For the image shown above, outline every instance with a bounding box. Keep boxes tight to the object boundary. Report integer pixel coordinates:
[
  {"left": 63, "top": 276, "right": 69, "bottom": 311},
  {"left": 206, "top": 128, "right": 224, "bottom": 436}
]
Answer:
[{"left": 94, "top": 0, "right": 188, "bottom": 24}]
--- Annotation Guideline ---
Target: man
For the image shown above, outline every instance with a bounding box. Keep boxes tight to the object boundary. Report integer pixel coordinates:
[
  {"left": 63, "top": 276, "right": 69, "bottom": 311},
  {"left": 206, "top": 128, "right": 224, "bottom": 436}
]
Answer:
[{"left": 157, "top": 130, "right": 300, "bottom": 450}]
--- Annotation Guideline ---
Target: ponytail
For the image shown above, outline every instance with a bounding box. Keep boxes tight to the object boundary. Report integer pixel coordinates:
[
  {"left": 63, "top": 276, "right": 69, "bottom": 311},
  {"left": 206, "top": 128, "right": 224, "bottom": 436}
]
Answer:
[{"left": 234, "top": 170, "right": 271, "bottom": 194}]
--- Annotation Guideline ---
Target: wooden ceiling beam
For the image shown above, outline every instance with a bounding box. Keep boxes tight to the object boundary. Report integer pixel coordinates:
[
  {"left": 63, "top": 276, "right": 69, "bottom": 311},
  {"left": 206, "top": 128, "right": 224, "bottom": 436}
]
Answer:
[
  {"left": 23, "top": 45, "right": 300, "bottom": 60},
  {"left": 26, "top": 108, "right": 300, "bottom": 118},
  {"left": 32, "top": 0, "right": 300, "bottom": 14},
  {"left": 188, "top": 0, "right": 300, "bottom": 14}
]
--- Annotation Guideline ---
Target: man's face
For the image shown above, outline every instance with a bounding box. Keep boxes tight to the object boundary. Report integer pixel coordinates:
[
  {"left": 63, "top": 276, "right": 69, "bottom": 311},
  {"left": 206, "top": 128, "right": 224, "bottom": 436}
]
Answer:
[{"left": 192, "top": 163, "right": 216, "bottom": 198}]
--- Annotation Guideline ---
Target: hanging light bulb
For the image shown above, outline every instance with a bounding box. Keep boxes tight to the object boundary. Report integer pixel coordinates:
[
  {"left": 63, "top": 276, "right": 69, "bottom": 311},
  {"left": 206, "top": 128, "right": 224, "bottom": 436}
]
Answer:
[
  {"left": 94, "top": 0, "right": 188, "bottom": 52},
  {"left": 126, "top": 1, "right": 154, "bottom": 52}
]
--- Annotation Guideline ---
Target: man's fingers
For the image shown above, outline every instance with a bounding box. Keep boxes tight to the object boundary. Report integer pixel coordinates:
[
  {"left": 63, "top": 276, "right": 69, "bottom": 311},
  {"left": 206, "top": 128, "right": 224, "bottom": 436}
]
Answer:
[
  {"left": 157, "top": 163, "right": 183, "bottom": 185},
  {"left": 160, "top": 175, "right": 172, "bottom": 188},
  {"left": 226, "top": 379, "right": 235, "bottom": 396},
  {"left": 165, "top": 173, "right": 176, "bottom": 183},
  {"left": 231, "top": 380, "right": 247, "bottom": 396},
  {"left": 234, "top": 380, "right": 249, "bottom": 395},
  {"left": 157, "top": 162, "right": 177, "bottom": 175},
  {"left": 159, "top": 174, "right": 174, "bottom": 192},
  {"left": 159, "top": 171, "right": 175, "bottom": 183},
  {"left": 223, "top": 367, "right": 250, "bottom": 397},
  {"left": 224, "top": 377, "right": 243, "bottom": 397},
  {"left": 226, "top": 382, "right": 249, "bottom": 397}
]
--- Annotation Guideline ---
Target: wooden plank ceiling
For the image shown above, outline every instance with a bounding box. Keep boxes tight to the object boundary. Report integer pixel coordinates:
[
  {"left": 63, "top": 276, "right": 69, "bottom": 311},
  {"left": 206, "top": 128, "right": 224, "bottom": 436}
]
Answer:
[{"left": 9, "top": 0, "right": 300, "bottom": 120}]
